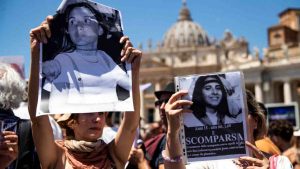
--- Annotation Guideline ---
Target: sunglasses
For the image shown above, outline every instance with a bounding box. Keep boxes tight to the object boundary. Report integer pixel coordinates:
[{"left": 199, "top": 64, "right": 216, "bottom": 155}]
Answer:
[{"left": 155, "top": 98, "right": 170, "bottom": 107}]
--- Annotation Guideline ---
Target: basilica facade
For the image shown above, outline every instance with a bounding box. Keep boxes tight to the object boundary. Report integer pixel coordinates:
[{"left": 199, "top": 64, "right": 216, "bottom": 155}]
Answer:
[{"left": 139, "top": 3, "right": 300, "bottom": 123}]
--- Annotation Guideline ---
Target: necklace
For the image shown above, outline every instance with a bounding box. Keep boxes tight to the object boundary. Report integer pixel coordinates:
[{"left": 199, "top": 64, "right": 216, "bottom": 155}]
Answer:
[
  {"left": 75, "top": 50, "right": 99, "bottom": 63},
  {"left": 76, "top": 48, "right": 97, "bottom": 51}
]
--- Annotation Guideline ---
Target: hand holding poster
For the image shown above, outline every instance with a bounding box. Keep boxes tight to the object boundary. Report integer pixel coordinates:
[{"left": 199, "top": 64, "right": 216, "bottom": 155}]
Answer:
[
  {"left": 175, "top": 71, "right": 249, "bottom": 163},
  {"left": 37, "top": 0, "right": 133, "bottom": 115}
]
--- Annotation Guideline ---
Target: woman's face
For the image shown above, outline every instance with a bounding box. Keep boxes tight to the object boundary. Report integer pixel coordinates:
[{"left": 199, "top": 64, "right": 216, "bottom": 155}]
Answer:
[
  {"left": 202, "top": 82, "right": 223, "bottom": 107},
  {"left": 68, "top": 7, "right": 103, "bottom": 48},
  {"left": 72, "top": 112, "right": 106, "bottom": 142}
]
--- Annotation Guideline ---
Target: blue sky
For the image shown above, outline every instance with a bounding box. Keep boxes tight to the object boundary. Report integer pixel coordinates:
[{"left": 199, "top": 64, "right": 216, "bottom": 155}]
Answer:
[{"left": 0, "top": 0, "right": 299, "bottom": 78}]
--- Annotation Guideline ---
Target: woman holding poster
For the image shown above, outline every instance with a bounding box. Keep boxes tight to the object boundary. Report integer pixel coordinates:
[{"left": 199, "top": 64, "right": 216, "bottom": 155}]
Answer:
[
  {"left": 29, "top": 11, "right": 142, "bottom": 169},
  {"left": 185, "top": 74, "right": 242, "bottom": 127}
]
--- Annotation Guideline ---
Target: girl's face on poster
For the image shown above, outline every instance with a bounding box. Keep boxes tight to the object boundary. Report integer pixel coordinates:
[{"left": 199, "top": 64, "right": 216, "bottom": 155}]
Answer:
[
  {"left": 71, "top": 112, "right": 106, "bottom": 141},
  {"left": 68, "top": 7, "right": 103, "bottom": 48},
  {"left": 202, "top": 82, "right": 222, "bottom": 107}
]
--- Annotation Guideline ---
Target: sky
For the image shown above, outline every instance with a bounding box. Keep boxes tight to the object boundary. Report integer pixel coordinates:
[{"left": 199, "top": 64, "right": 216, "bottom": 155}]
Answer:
[{"left": 0, "top": 0, "right": 299, "bottom": 78}]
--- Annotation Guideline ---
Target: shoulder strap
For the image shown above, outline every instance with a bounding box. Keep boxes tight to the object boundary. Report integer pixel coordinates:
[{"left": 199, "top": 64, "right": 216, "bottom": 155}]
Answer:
[
  {"left": 65, "top": 53, "right": 81, "bottom": 91},
  {"left": 15, "top": 120, "right": 32, "bottom": 168},
  {"left": 15, "top": 120, "right": 41, "bottom": 169},
  {"left": 17, "top": 120, "right": 32, "bottom": 154}
]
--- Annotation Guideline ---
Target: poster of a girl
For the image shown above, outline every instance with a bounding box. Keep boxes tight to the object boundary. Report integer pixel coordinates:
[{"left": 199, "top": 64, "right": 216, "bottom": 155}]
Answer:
[
  {"left": 184, "top": 74, "right": 242, "bottom": 127},
  {"left": 40, "top": 1, "right": 132, "bottom": 114}
]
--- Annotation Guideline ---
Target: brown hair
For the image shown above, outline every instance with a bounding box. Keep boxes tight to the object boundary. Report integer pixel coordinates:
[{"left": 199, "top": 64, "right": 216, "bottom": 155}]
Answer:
[
  {"left": 57, "top": 114, "right": 78, "bottom": 140},
  {"left": 246, "top": 90, "right": 267, "bottom": 141},
  {"left": 268, "top": 120, "right": 294, "bottom": 142}
]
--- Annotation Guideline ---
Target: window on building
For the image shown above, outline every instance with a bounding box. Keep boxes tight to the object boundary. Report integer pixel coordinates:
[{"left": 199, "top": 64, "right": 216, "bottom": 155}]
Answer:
[
  {"left": 274, "top": 82, "right": 284, "bottom": 103},
  {"left": 271, "top": 30, "right": 283, "bottom": 46},
  {"left": 274, "top": 33, "right": 281, "bottom": 39},
  {"left": 198, "top": 34, "right": 203, "bottom": 45},
  {"left": 202, "top": 55, "right": 207, "bottom": 61}
]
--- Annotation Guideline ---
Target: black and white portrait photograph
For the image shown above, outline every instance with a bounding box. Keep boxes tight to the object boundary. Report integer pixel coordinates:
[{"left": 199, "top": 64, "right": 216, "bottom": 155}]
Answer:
[
  {"left": 183, "top": 73, "right": 243, "bottom": 127},
  {"left": 175, "top": 71, "right": 249, "bottom": 162},
  {"left": 38, "top": 0, "right": 133, "bottom": 115}
]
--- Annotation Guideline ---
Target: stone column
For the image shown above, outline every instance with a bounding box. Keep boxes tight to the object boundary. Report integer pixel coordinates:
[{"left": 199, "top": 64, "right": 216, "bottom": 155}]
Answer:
[
  {"left": 155, "top": 82, "right": 161, "bottom": 92},
  {"left": 284, "top": 80, "right": 292, "bottom": 103},
  {"left": 154, "top": 82, "right": 161, "bottom": 122},
  {"left": 255, "top": 83, "right": 263, "bottom": 102},
  {"left": 140, "top": 90, "right": 146, "bottom": 127}
]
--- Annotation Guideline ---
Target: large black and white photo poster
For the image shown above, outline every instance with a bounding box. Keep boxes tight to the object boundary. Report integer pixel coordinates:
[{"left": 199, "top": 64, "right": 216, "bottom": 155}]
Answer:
[
  {"left": 175, "top": 71, "right": 249, "bottom": 163},
  {"left": 37, "top": 0, "right": 133, "bottom": 116}
]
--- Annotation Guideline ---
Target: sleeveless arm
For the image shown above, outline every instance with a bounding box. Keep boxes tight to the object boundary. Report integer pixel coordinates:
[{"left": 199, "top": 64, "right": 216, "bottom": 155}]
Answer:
[
  {"left": 110, "top": 48, "right": 142, "bottom": 166},
  {"left": 28, "top": 37, "right": 60, "bottom": 169}
]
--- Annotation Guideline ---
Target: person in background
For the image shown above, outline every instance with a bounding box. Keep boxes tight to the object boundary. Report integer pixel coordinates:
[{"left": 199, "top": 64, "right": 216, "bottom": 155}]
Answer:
[
  {"left": 126, "top": 139, "right": 151, "bottom": 169},
  {"left": 255, "top": 102, "right": 281, "bottom": 155},
  {"left": 268, "top": 120, "right": 294, "bottom": 153},
  {"left": 143, "top": 122, "right": 163, "bottom": 141},
  {"left": 163, "top": 90, "right": 292, "bottom": 169},
  {"left": 144, "top": 82, "right": 175, "bottom": 169},
  {"left": 283, "top": 129, "right": 300, "bottom": 169},
  {"left": 101, "top": 112, "right": 118, "bottom": 144},
  {"left": 0, "top": 63, "right": 40, "bottom": 169}
]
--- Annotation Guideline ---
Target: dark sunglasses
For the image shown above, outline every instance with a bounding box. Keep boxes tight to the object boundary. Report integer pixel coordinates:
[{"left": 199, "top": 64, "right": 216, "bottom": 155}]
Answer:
[{"left": 155, "top": 98, "right": 170, "bottom": 107}]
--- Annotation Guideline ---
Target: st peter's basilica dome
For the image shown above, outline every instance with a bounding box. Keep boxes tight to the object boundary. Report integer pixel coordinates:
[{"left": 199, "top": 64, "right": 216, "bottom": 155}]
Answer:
[{"left": 162, "top": 1, "right": 210, "bottom": 48}]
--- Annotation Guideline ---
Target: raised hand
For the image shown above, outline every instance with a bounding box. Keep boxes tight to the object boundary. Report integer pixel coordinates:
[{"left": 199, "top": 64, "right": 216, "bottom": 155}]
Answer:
[
  {"left": 30, "top": 15, "right": 53, "bottom": 50},
  {"left": 0, "top": 131, "right": 18, "bottom": 168},
  {"left": 129, "top": 147, "right": 145, "bottom": 164},
  {"left": 234, "top": 141, "right": 269, "bottom": 169},
  {"left": 119, "top": 36, "right": 142, "bottom": 69},
  {"left": 164, "top": 90, "right": 193, "bottom": 135}
]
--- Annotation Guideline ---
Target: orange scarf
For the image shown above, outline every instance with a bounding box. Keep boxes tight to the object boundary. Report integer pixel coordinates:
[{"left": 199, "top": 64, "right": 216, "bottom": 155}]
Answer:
[{"left": 56, "top": 140, "right": 115, "bottom": 169}]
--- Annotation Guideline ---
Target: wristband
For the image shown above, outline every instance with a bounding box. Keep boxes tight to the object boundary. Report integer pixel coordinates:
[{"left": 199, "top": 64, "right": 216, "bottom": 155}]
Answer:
[{"left": 162, "top": 150, "right": 183, "bottom": 163}]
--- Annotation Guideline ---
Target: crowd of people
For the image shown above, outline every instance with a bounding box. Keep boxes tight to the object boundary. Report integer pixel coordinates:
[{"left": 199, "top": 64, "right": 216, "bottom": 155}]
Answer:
[{"left": 1, "top": 2, "right": 300, "bottom": 169}]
